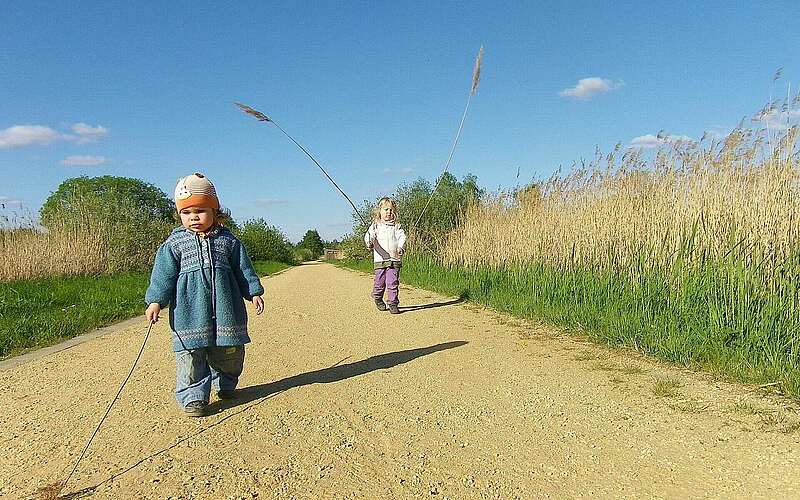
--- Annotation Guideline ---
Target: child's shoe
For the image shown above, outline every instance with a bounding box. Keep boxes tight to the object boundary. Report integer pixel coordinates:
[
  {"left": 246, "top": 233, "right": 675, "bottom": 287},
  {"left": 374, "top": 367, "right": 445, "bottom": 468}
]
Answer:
[
  {"left": 388, "top": 303, "right": 400, "bottom": 314},
  {"left": 374, "top": 298, "right": 387, "bottom": 311},
  {"left": 184, "top": 400, "right": 208, "bottom": 417},
  {"left": 217, "top": 390, "right": 236, "bottom": 400}
]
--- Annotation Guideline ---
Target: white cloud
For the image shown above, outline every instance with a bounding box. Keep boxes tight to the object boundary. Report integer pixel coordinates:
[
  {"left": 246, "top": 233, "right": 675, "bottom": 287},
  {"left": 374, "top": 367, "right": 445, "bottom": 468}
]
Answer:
[
  {"left": 68, "top": 123, "right": 108, "bottom": 144},
  {"left": 61, "top": 155, "right": 109, "bottom": 166},
  {"left": 254, "top": 197, "right": 288, "bottom": 207},
  {"left": 630, "top": 133, "right": 695, "bottom": 149},
  {"left": 0, "top": 122, "right": 108, "bottom": 149},
  {"left": 0, "top": 125, "right": 61, "bottom": 149},
  {"left": 559, "top": 77, "right": 624, "bottom": 100},
  {"left": 382, "top": 167, "right": 414, "bottom": 176}
]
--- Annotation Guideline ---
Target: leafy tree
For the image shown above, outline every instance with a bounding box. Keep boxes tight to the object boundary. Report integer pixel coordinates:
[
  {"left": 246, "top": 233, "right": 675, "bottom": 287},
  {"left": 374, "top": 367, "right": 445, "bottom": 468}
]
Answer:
[
  {"left": 296, "top": 229, "right": 324, "bottom": 257},
  {"left": 38, "top": 176, "right": 175, "bottom": 271},
  {"left": 238, "top": 218, "right": 294, "bottom": 264},
  {"left": 40, "top": 176, "right": 174, "bottom": 228},
  {"left": 349, "top": 172, "right": 483, "bottom": 253}
]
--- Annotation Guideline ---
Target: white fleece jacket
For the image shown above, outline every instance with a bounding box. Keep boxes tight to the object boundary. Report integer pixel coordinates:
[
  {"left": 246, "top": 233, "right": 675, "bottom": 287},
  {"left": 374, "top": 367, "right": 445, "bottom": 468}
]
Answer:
[{"left": 364, "top": 220, "right": 407, "bottom": 264}]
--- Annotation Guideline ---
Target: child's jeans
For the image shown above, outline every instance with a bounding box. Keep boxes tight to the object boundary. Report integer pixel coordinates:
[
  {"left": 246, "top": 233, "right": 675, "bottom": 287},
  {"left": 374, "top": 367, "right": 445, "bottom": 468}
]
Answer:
[
  {"left": 175, "top": 345, "right": 245, "bottom": 407},
  {"left": 373, "top": 266, "right": 400, "bottom": 305}
]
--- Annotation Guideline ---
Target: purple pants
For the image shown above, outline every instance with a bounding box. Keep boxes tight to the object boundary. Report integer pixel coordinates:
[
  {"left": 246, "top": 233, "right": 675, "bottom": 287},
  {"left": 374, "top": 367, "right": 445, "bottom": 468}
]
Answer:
[{"left": 373, "top": 267, "right": 400, "bottom": 305}]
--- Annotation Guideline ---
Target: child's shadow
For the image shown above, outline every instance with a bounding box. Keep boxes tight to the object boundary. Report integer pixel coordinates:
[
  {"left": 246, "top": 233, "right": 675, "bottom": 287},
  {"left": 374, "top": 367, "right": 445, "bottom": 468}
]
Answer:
[
  {"left": 397, "top": 297, "right": 464, "bottom": 314},
  {"left": 87, "top": 341, "right": 469, "bottom": 493},
  {"left": 209, "top": 340, "right": 468, "bottom": 413}
]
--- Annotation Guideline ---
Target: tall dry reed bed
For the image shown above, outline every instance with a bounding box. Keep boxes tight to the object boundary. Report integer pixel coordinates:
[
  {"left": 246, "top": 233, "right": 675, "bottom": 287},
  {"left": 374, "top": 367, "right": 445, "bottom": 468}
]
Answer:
[
  {"left": 0, "top": 209, "right": 170, "bottom": 282},
  {"left": 440, "top": 122, "right": 800, "bottom": 396},
  {"left": 0, "top": 207, "right": 171, "bottom": 356}
]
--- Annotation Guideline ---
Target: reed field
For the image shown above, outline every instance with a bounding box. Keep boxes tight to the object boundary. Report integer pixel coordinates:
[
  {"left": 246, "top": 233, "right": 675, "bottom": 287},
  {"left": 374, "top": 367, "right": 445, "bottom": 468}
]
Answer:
[
  {"left": 435, "top": 119, "right": 800, "bottom": 396},
  {"left": 339, "top": 103, "right": 800, "bottom": 397},
  {"left": 0, "top": 206, "right": 171, "bottom": 282}
]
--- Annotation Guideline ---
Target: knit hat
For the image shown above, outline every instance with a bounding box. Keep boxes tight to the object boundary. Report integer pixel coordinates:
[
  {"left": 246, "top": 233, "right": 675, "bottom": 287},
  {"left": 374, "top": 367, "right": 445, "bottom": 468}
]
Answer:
[{"left": 174, "top": 172, "right": 220, "bottom": 211}]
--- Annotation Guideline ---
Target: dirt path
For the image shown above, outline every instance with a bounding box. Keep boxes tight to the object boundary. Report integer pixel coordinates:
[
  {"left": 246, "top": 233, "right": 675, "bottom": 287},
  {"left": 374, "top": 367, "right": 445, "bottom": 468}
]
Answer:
[{"left": 2, "top": 262, "right": 799, "bottom": 499}]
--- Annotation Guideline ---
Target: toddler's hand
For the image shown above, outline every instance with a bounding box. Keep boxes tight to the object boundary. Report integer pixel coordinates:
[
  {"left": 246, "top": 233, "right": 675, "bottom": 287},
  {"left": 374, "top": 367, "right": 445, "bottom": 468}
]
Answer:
[
  {"left": 145, "top": 303, "right": 161, "bottom": 323},
  {"left": 253, "top": 296, "right": 264, "bottom": 315}
]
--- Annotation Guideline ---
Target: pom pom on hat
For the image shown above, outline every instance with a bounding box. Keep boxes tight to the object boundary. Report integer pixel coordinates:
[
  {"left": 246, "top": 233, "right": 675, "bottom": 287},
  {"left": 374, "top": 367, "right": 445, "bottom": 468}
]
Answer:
[{"left": 174, "top": 172, "right": 220, "bottom": 211}]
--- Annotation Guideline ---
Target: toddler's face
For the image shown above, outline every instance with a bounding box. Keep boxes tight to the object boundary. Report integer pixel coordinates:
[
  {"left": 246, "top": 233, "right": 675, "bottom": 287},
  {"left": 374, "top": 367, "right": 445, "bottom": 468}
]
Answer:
[
  {"left": 179, "top": 207, "right": 215, "bottom": 233},
  {"left": 380, "top": 204, "right": 395, "bottom": 222}
]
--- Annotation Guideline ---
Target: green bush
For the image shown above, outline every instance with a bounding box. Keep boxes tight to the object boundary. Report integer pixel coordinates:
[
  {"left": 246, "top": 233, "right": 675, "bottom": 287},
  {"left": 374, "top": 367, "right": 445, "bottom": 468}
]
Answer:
[
  {"left": 294, "top": 247, "right": 316, "bottom": 262},
  {"left": 343, "top": 172, "right": 484, "bottom": 258},
  {"left": 237, "top": 218, "right": 295, "bottom": 264},
  {"left": 340, "top": 232, "right": 371, "bottom": 261},
  {"left": 395, "top": 172, "right": 482, "bottom": 249}
]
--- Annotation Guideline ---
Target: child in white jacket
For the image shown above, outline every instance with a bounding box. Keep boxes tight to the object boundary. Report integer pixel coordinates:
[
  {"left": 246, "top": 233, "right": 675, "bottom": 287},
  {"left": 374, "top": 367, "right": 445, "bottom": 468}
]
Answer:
[{"left": 364, "top": 197, "right": 406, "bottom": 314}]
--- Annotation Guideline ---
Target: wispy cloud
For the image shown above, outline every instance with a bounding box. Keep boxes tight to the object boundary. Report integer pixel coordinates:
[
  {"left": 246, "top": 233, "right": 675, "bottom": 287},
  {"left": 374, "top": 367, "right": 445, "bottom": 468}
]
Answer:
[
  {"left": 630, "top": 133, "right": 695, "bottom": 149},
  {"left": 382, "top": 167, "right": 414, "bottom": 176},
  {"left": 68, "top": 123, "right": 108, "bottom": 144},
  {"left": 0, "top": 125, "right": 62, "bottom": 149},
  {"left": 559, "top": 77, "right": 624, "bottom": 100},
  {"left": 254, "top": 197, "right": 289, "bottom": 207},
  {"left": 0, "top": 123, "right": 108, "bottom": 149},
  {"left": 0, "top": 196, "right": 24, "bottom": 207},
  {"left": 61, "top": 155, "right": 109, "bottom": 166},
  {"left": 753, "top": 109, "right": 800, "bottom": 131}
]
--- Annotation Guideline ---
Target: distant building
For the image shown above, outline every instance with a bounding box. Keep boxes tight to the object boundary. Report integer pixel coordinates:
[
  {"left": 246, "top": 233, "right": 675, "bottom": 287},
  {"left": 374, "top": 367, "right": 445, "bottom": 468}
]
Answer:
[{"left": 323, "top": 248, "right": 344, "bottom": 260}]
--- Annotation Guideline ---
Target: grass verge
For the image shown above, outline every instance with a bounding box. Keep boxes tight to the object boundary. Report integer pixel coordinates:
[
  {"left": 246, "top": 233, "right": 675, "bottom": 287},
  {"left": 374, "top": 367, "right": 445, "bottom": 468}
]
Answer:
[
  {"left": 335, "top": 255, "right": 800, "bottom": 398},
  {"left": 0, "top": 260, "right": 291, "bottom": 360}
]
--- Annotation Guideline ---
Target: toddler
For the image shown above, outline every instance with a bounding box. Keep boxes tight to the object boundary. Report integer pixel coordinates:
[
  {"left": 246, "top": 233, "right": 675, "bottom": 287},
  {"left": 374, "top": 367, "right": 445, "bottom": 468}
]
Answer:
[{"left": 145, "top": 173, "right": 264, "bottom": 417}]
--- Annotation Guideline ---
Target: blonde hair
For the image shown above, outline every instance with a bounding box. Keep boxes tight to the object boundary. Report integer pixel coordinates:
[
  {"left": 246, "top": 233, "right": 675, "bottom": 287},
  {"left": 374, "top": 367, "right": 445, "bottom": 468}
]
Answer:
[{"left": 373, "top": 196, "right": 399, "bottom": 222}]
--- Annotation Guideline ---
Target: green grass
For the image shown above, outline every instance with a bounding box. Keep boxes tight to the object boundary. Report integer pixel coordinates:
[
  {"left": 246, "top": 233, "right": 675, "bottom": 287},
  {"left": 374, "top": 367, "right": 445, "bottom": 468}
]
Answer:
[
  {"left": 0, "top": 273, "right": 150, "bottom": 358},
  {"left": 653, "top": 378, "right": 684, "bottom": 398},
  {"left": 0, "top": 260, "right": 291, "bottom": 359},
  {"left": 252, "top": 260, "right": 293, "bottom": 277},
  {"left": 336, "top": 254, "right": 800, "bottom": 398}
]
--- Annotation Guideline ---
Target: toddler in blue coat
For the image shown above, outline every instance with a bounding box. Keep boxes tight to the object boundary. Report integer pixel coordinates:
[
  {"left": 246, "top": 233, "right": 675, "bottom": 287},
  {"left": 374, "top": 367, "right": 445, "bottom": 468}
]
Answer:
[{"left": 145, "top": 173, "right": 264, "bottom": 417}]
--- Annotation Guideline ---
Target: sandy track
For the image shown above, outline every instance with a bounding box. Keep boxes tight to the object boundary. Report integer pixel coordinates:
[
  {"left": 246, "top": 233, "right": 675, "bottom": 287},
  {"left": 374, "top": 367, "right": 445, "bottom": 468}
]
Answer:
[{"left": 2, "top": 262, "right": 799, "bottom": 499}]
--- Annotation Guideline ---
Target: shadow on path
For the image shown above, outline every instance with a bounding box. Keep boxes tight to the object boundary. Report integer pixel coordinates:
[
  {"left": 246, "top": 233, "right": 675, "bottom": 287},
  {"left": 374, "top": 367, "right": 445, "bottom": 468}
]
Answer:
[
  {"left": 75, "top": 341, "right": 468, "bottom": 496},
  {"left": 215, "top": 340, "right": 468, "bottom": 410},
  {"left": 397, "top": 297, "right": 464, "bottom": 314}
]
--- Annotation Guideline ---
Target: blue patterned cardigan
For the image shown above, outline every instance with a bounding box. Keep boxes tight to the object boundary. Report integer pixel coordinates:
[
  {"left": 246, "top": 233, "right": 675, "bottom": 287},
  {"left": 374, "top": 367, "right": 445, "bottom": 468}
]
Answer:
[{"left": 145, "top": 226, "right": 264, "bottom": 351}]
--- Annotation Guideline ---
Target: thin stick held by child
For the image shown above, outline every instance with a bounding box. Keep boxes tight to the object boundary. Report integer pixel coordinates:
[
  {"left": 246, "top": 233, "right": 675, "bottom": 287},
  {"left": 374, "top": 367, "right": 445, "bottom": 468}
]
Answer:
[
  {"left": 364, "top": 197, "right": 406, "bottom": 314},
  {"left": 144, "top": 172, "right": 264, "bottom": 417}
]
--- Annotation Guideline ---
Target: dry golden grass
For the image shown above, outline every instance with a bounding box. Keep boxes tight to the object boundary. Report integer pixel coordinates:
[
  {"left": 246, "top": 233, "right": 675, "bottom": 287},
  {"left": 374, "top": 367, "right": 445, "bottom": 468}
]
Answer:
[
  {"left": 1, "top": 206, "right": 170, "bottom": 282},
  {"left": 443, "top": 126, "right": 800, "bottom": 274},
  {"left": 0, "top": 224, "right": 112, "bottom": 281}
]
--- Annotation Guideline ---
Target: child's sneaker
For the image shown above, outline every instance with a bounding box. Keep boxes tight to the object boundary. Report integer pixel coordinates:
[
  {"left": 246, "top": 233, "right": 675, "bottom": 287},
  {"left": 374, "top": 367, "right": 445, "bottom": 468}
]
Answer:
[
  {"left": 388, "top": 303, "right": 400, "bottom": 314},
  {"left": 217, "top": 390, "right": 236, "bottom": 400},
  {"left": 374, "top": 298, "right": 387, "bottom": 311},
  {"left": 184, "top": 400, "right": 208, "bottom": 417}
]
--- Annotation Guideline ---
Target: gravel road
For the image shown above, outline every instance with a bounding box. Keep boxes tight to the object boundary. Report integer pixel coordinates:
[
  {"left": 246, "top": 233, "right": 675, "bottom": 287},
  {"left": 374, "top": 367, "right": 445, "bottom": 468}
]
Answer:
[{"left": 2, "top": 262, "right": 799, "bottom": 499}]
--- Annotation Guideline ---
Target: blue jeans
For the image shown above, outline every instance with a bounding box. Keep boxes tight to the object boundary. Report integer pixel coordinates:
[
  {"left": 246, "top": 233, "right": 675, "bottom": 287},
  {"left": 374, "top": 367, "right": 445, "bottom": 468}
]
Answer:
[{"left": 175, "top": 346, "right": 245, "bottom": 407}]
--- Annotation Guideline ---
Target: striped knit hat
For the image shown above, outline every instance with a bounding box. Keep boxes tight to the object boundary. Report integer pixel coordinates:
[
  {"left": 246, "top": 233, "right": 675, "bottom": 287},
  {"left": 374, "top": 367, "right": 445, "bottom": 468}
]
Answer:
[{"left": 174, "top": 172, "right": 220, "bottom": 211}]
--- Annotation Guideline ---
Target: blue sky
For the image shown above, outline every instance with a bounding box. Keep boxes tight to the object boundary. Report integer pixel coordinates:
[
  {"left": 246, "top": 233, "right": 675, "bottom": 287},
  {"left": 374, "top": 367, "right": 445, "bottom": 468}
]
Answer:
[{"left": 2, "top": 1, "right": 799, "bottom": 242}]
